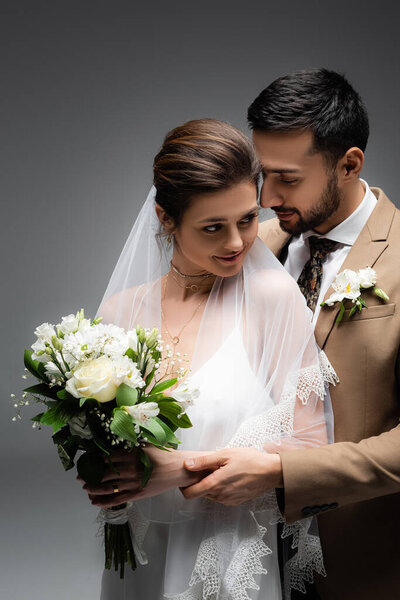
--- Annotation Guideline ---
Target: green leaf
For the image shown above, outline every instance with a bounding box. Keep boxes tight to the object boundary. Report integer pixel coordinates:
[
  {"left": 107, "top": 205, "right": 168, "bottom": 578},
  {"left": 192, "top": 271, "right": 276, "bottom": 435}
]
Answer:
[
  {"left": 151, "top": 378, "right": 178, "bottom": 395},
  {"left": 24, "top": 383, "right": 60, "bottom": 400},
  {"left": 124, "top": 348, "right": 138, "bottom": 363},
  {"left": 76, "top": 451, "right": 105, "bottom": 485},
  {"left": 40, "top": 400, "right": 77, "bottom": 433},
  {"left": 145, "top": 369, "right": 155, "bottom": 387},
  {"left": 154, "top": 417, "right": 180, "bottom": 445},
  {"left": 141, "top": 418, "right": 166, "bottom": 445},
  {"left": 137, "top": 447, "right": 153, "bottom": 488},
  {"left": 349, "top": 305, "right": 357, "bottom": 318},
  {"left": 157, "top": 400, "right": 192, "bottom": 429},
  {"left": 57, "top": 435, "right": 80, "bottom": 470},
  {"left": 57, "top": 389, "right": 76, "bottom": 402},
  {"left": 116, "top": 383, "right": 138, "bottom": 407},
  {"left": 52, "top": 424, "right": 71, "bottom": 445},
  {"left": 24, "top": 349, "right": 47, "bottom": 382},
  {"left": 110, "top": 408, "right": 138, "bottom": 443},
  {"left": 57, "top": 444, "right": 74, "bottom": 470},
  {"left": 335, "top": 302, "right": 346, "bottom": 324},
  {"left": 31, "top": 412, "right": 45, "bottom": 423}
]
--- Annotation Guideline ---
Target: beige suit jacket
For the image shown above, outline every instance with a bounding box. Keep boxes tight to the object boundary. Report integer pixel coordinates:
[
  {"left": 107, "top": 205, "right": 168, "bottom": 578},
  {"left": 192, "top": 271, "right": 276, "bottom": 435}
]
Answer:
[{"left": 258, "top": 188, "right": 400, "bottom": 600}]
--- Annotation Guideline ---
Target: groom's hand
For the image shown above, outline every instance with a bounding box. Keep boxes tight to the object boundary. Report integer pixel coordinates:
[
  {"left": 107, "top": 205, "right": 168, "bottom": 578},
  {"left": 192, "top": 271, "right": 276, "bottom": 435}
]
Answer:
[{"left": 181, "top": 447, "right": 283, "bottom": 505}]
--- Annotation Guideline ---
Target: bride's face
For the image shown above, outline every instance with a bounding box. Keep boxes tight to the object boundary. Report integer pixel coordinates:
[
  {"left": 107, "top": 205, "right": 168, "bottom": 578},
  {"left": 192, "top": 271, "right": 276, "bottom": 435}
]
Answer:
[{"left": 172, "top": 181, "right": 259, "bottom": 277}]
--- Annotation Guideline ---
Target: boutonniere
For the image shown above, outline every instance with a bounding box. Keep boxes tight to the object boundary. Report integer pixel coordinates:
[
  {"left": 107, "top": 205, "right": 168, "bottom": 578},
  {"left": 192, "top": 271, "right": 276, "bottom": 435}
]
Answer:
[{"left": 320, "top": 267, "right": 389, "bottom": 323}]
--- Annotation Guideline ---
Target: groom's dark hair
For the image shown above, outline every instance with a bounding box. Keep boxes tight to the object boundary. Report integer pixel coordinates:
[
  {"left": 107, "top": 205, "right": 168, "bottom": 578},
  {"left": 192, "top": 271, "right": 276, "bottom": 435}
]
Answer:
[{"left": 247, "top": 69, "right": 369, "bottom": 165}]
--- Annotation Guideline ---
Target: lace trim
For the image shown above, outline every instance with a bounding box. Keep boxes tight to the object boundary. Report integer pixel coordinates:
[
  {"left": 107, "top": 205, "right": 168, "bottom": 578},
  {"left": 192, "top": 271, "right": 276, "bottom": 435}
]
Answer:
[
  {"left": 281, "top": 350, "right": 339, "bottom": 406},
  {"left": 228, "top": 351, "right": 338, "bottom": 449},
  {"left": 165, "top": 509, "right": 272, "bottom": 600}
]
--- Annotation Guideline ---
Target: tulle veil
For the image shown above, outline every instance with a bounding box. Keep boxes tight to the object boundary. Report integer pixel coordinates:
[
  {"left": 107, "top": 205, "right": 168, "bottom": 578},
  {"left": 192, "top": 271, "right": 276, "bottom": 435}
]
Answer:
[{"left": 97, "top": 187, "right": 337, "bottom": 600}]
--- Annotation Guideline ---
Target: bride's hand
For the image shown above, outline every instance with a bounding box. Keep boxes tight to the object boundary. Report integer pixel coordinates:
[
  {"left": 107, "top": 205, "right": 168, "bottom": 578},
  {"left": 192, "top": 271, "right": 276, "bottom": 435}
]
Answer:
[{"left": 80, "top": 446, "right": 211, "bottom": 508}]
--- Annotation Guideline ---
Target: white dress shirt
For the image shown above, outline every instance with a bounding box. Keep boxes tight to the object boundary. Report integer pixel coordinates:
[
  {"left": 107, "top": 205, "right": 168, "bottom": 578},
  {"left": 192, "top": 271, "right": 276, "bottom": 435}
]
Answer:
[{"left": 283, "top": 179, "right": 377, "bottom": 323}]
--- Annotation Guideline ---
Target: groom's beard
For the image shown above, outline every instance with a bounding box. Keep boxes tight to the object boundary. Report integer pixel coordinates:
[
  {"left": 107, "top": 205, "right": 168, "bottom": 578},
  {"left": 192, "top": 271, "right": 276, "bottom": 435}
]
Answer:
[{"left": 276, "top": 173, "right": 343, "bottom": 235}]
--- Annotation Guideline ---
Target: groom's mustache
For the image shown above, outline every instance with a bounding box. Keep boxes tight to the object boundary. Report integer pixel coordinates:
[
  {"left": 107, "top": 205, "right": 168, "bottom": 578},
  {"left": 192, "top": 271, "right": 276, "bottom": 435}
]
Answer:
[{"left": 271, "top": 206, "right": 301, "bottom": 216}]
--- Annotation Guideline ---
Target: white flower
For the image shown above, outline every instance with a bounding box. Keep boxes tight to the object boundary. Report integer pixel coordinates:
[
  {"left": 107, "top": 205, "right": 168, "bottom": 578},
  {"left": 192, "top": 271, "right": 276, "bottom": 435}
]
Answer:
[
  {"left": 31, "top": 323, "right": 56, "bottom": 361},
  {"left": 124, "top": 401, "right": 160, "bottom": 425},
  {"left": 126, "top": 330, "right": 138, "bottom": 352},
  {"left": 58, "top": 313, "right": 90, "bottom": 335},
  {"left": 66, "top": 356, "right": 118, "bottom": 403},
  {"left": 34, "top": 322, "right": 56, "bottom": 341},
  {"left": 113, "top": 355, "right": 145, "bottom": 389},
  {"left": 358, "top": 267, "right": 377, "bottom": 289},
  {"left": 325, "top": 269, "right": 361, "bottom": 305},
  {"left": 31, "top": 338, "right": 50, "bottom": 362},
  {"left": 170, "top": 386, "right": 200, "bottom": 411}
]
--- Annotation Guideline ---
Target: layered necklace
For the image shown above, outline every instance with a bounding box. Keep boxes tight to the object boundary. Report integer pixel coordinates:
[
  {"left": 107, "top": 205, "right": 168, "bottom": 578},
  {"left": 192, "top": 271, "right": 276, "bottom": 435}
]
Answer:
[{"left": 161, "top": 262, "right": 214, "bottom": 347}]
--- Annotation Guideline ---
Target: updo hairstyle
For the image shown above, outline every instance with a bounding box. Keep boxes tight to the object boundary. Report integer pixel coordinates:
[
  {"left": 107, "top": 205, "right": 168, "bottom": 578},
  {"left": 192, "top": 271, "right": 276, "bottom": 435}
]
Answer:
[{"left": 153, "top": 119, "right": 261, "bottom": 226}]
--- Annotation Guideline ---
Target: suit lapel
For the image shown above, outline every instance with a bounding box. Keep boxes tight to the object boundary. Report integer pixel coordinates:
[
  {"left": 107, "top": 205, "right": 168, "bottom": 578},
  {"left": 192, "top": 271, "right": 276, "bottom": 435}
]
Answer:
[{"left": 315, "top": 188, "right": 395, "bottom": 348}]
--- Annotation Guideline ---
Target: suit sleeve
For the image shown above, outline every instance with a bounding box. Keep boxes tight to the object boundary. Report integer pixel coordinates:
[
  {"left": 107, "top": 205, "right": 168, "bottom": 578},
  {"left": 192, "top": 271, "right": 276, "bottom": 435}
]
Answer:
[{"left": 279, "top": 422, "right": 400, "bottom": 522}]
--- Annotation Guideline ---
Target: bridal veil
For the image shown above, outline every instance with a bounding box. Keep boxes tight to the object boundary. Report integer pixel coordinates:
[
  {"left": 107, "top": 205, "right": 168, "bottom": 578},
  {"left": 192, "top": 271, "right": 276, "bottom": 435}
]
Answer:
[{"left": 97, "top": 187, "right": 337, "bottom": 600}]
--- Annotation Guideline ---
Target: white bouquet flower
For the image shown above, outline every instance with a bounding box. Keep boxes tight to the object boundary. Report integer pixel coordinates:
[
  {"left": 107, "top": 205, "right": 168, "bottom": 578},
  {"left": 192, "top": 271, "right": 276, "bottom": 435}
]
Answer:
[{"left": 18, "top": 310, "right": 196, "bottom": 577}]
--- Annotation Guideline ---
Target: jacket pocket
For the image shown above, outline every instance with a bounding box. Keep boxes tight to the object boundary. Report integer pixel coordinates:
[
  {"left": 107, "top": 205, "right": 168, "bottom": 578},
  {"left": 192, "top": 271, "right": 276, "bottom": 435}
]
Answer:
[{"left": 342, "top": 303, "right": 395, "bottom": 322}]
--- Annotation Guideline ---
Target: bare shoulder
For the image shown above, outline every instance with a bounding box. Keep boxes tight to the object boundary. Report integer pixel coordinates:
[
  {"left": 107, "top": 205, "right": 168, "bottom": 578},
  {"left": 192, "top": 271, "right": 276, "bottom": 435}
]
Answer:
[
  {"left": 247, "top": 267, "right": 300, "bottom": 304},
  {"left": 98, "top": 279, "right": 161, "bottom": 327}
]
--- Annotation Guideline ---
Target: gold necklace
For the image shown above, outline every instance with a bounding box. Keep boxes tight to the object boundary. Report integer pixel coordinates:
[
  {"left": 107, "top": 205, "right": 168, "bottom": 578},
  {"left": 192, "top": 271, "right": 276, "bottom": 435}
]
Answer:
[
  {"left": 161, "top": 273, "right": 206, "bottom": 346},
  {"left": 170, "top": 261, "right": 214, "bottom": 293}
]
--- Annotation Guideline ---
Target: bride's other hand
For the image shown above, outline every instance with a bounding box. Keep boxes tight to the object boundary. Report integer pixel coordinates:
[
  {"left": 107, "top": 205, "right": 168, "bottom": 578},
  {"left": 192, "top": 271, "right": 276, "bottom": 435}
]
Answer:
[
  {"left": 181, "top": 447, "right": 283, "bottom": 505},
  {"left": 80, "top": 446, "right": 211, "bottom": 508}
]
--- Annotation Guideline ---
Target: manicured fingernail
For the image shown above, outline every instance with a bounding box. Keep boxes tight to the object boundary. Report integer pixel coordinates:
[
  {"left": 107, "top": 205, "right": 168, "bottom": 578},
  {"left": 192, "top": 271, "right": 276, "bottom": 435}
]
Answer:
[{"left": 185, "top": 459, "right": 195, "bottom": 467}]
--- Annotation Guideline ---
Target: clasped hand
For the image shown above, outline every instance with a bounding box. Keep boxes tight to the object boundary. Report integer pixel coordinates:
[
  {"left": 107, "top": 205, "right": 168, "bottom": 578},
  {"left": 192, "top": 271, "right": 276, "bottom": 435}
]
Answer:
[
  {"left": 80, "top": 446, "right": 210, "bottom": 508},
  {"left": 80, "top": 446, "right": 282, "bottom": 508}
]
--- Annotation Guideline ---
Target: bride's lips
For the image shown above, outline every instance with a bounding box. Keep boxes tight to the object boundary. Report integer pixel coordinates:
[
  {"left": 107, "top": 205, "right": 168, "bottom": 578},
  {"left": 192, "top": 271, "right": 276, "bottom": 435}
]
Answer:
[{"left": 214, "top": 249, "right": 245, "bottom": 264}]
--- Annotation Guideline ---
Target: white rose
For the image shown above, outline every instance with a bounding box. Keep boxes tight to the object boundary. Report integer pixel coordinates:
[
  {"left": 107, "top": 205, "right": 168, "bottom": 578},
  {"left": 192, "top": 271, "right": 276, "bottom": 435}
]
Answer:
[
  {"left": 357, "top": 267, "right": 377, "bottom": 289},
  {"left": 66, "top": 356, "right": 117, "bottom": 403},
  {"left": 124, "top": 401, "right": 160, "bottom": 425},
  {"left": 170, "top": 386, "right": 200, "bottom": 411}
]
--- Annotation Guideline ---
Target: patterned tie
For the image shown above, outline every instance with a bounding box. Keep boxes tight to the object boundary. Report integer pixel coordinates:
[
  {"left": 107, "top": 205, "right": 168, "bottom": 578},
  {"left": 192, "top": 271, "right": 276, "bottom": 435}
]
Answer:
[{"left": 297, "top": 236, "right": 338, "bottom": 312}]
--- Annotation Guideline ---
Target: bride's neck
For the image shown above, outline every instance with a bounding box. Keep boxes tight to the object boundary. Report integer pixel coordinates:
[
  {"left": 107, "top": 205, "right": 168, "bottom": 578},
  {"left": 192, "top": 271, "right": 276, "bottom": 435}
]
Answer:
[{"left": 167, "top": 252, "right": 216, "bottom": 300}]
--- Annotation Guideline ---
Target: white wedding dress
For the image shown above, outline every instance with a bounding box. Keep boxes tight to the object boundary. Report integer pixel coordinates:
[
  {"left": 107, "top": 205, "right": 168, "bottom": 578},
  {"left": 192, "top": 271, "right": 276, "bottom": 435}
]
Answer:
[
  {"left": 98, "top": 189, "right": 335, "bottom": 600},
  {"left": 100, "top": 328, "right": 331, "bottom": 600}
]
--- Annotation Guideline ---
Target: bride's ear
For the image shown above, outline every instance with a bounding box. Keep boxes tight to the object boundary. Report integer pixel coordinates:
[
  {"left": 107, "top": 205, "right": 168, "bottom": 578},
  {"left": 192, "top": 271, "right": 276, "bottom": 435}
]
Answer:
[{"left": 155, "top": 203, "right": 176, "bottom": 235}]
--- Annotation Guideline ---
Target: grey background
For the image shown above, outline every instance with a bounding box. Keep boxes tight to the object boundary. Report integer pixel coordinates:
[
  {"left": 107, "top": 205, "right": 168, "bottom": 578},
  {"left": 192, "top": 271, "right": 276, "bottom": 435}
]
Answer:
[{"left": 1, "top": 1, "right": 399, "bottom": 598}]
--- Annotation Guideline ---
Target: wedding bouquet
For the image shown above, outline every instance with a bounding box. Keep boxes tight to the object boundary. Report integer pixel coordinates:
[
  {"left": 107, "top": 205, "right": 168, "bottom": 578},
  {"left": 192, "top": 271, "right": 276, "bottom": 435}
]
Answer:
[{"left": 19, "top": 309, "right": 195, "bottom": 577}]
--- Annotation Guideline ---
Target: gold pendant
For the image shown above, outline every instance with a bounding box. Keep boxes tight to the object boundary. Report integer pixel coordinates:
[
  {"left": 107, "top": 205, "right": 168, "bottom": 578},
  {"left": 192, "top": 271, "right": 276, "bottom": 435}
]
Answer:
[{"left": 172, "top": 336, "right": 180, "bottom": 345}]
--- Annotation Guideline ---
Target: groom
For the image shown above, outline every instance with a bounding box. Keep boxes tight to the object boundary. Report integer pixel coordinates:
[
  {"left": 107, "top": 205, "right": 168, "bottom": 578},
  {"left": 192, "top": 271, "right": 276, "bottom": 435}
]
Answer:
[{"left": 183, "top": 70, "right": 400, "bottom": 599}]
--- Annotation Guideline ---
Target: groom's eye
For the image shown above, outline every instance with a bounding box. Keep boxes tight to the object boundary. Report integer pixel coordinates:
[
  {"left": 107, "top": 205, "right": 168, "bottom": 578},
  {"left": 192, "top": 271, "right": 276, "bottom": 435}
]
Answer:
[{"left": 280, "top": 178, "right": 299, "bottom": 185}]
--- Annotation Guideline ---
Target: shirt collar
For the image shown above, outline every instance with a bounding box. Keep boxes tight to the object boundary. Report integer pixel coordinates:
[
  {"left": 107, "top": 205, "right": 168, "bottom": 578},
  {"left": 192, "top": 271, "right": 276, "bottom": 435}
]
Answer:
[{"left": 302, "top": 179, "right": 377, "bottom": 246}]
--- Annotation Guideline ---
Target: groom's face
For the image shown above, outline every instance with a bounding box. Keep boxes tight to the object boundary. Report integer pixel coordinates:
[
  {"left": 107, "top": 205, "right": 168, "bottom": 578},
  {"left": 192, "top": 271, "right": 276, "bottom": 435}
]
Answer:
[{"left": 253, "top": 129, "right": 342, "bottom": 235}]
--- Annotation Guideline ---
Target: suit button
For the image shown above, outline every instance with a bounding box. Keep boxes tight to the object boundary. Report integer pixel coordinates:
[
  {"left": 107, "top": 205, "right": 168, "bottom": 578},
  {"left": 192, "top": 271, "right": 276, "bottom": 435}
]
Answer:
[
  {"left": 301, "top": 506, "right": 312, "bottom": 516},
  {"left": 328, "top": 502, "right": 339, "bottom": 510},
  {"left": 310, "top": 506, "right": 321, "bottom": 515}
]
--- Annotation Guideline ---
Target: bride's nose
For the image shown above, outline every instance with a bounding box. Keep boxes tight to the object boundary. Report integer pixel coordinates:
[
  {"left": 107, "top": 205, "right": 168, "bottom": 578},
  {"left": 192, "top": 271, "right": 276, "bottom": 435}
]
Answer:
[{"left": 223, "top": 226, "right": 244, "bottom": 252}]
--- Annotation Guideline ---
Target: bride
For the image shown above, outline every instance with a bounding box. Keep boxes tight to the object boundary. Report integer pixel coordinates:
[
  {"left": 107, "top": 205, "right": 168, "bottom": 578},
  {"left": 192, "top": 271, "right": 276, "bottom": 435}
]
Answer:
[{"left": 82, "top": 119, "right": 337, "bottom": 599}]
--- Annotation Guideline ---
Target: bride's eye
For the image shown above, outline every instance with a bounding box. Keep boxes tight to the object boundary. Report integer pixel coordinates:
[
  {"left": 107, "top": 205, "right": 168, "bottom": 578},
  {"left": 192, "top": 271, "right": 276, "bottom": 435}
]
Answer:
[
  {"left": 239, "top": 212, "right": 258, "bottom": 226},
  {"left": 203, "top": 224, "right": 222, "bottom": 233}
]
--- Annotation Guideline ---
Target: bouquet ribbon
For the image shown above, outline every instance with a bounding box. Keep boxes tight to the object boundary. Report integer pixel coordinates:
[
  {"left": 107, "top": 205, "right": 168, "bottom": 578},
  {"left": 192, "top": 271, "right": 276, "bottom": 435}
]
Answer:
[{"left": 102, "top": 504, "right": 149, "bottom": 566}]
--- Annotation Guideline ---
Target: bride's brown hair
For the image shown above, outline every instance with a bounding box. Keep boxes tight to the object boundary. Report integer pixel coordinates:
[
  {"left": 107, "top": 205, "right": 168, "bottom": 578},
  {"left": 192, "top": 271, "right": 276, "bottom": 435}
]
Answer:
[{"left": 153, "top": 119, "right": 261, "bottom": 226}]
